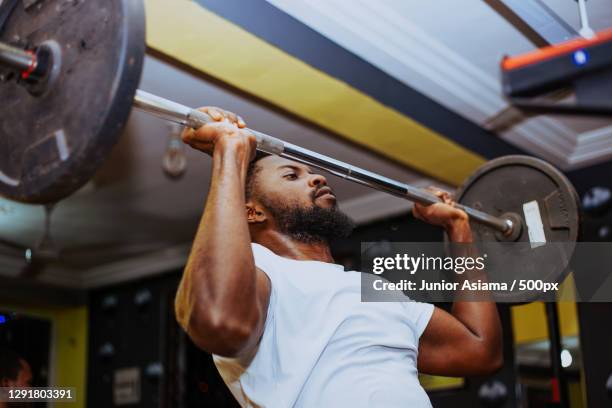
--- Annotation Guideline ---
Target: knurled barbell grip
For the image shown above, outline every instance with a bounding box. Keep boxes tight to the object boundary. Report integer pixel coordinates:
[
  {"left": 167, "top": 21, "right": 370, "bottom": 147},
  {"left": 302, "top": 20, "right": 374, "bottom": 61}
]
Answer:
[
  {"left": 134, "top": 90, "right": 285, "bottom": 155},
  {"left": 186, "top": 109, "right": 285, "bottom": 156}
]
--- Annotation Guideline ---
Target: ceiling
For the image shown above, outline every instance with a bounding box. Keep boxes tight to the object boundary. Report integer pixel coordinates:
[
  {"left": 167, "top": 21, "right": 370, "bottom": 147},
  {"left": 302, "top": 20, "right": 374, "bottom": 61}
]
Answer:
[
  {"left": 266, "top": 0, "right": 612, "bottom": 169},
  {"left": 1, "top": 0, "right": 611, "bottom": 292}
]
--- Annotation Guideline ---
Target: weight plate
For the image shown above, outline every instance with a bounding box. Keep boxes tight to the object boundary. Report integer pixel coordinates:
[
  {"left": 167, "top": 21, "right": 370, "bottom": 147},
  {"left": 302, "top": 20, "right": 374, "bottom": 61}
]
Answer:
[
  {"left": 0, "top": 0, "right": 145, "bottom": 203},
  {"left": 450, "top": 155, "right": 581, "bottom": 302}
]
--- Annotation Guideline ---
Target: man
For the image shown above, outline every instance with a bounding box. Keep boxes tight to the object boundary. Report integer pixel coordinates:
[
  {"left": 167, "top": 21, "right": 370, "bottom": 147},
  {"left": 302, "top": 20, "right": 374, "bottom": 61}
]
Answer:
[
  {"left": 0, "top": 348, "right": 32, "bottom": 408},
  {"left": 175, "top": 108, "right": 502, "bottom": 407}
]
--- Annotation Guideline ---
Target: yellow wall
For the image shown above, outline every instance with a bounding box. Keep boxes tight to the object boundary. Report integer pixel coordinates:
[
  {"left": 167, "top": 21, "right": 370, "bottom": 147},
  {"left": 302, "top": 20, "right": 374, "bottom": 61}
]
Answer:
[
  {"left": 512, "top": 275, "right": 579, "bottom": 344},
  {"left": 1, "top": 304, "right": 88, "bottom": 408},
  {"left": 512, "top": 301, "right": 578, "bottom": 344}
]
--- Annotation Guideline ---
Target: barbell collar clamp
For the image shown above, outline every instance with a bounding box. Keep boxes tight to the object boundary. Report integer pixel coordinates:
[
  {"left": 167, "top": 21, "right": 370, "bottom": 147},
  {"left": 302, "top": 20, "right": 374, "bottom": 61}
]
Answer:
[
  {"left": 0, "top": 40, "right": 59, "bottom": 94},
  {"left": 0, "top": 40, "right": 33, "bottom": 73}
]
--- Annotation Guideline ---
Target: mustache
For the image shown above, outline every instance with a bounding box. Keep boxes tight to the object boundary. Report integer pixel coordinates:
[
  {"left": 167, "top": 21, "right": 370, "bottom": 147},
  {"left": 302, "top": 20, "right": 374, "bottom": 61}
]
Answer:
[{"left": 312, "top": 186, "right": 334, "bottom": 201}]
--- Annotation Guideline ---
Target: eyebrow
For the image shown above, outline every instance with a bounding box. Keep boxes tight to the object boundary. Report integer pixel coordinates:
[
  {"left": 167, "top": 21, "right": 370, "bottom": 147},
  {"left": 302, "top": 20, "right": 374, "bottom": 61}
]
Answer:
[{"left": 277, "top": 164, "right": 314, "bottom": 174}]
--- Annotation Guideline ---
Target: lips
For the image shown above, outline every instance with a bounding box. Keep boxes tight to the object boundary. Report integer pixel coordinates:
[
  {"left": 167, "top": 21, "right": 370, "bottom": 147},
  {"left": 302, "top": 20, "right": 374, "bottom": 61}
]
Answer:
[{"left": 315, "top": 187, "right": 335, "bottom": 199}]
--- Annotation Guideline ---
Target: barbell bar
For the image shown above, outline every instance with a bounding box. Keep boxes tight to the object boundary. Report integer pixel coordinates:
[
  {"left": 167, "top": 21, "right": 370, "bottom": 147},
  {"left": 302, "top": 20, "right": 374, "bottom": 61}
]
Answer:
[
  {"left": 0, "top": 39, "right": 519, "bottom": 236},
  {"left": 0, "top": 41, "right": 34, "bottom": 73},
  {"left": 133, "top": 90, "right": 515, "bottom": 236},
  {"left": 0, "top": 39, "right": 514, "bottom": 234}
]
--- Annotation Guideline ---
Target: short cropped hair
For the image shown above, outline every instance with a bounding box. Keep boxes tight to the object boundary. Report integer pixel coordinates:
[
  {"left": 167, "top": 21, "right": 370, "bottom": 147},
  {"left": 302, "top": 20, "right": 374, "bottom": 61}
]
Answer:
[{"left": 245, "top": 152, "right": 268, "bottom": 200}]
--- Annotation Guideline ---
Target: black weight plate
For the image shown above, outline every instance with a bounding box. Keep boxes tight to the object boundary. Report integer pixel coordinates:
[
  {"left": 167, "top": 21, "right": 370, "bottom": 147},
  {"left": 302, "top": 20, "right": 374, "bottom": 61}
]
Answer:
[
  {"left": 451, "top": 155, "right": 580, "bottom": 303},
  {"left": 0, "top": 0, "right": 145, "bottom": 203}
]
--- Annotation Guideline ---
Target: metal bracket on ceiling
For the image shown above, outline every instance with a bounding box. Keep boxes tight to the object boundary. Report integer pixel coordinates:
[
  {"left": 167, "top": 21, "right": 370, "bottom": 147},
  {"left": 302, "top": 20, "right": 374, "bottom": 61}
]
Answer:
[{"left": 483, "top": 0, "right": 579, "bottom": 46}]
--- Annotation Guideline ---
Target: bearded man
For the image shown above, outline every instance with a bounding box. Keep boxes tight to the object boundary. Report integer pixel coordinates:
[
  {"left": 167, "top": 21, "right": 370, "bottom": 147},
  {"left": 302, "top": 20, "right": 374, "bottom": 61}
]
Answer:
[{"left": 175, "top": 108, "right": 502, "bottom": 407}]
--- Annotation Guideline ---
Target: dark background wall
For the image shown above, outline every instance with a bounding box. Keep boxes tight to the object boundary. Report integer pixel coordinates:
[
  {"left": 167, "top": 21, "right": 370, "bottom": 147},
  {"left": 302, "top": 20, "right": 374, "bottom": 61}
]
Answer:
[
  {"left": 86, "top": 271, "right": 238, "bottom": 408},
  {"left": 0, "top": 312, "right": 50, "bottom": 408}
]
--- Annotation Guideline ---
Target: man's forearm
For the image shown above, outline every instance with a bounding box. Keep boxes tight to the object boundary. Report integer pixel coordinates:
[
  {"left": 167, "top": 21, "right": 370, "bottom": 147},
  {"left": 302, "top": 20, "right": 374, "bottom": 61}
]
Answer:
[
  {"left": 176, "top": 141, "right": 260, "bottom": 353},
  {"left": 447, "top": 220, "right": 502, "bottom": 352}
]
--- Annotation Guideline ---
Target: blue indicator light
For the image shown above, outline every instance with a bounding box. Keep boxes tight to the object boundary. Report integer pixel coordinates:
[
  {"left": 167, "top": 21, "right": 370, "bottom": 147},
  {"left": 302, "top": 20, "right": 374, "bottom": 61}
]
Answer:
[
  {"left": 573, "top": 49, "right": 589, "bottom": 66},
  {"left": 0, "top": 315, "right": 6, "bottom": 324}
]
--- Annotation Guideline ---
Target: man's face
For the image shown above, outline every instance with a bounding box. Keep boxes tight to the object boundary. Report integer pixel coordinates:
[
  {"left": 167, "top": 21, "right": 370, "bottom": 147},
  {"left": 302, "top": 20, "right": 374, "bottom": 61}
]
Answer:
[
  {"left": 15, "top": 360, "right": 32, "bottom": 387},
  {"left": 1, "top": 360, "right": 33, "bottom": 408},
  {"left": 1, "top": 360, "right": 32, "bottom": 388},
  {"left": 250, "top": 156, "right": 354, "bottom": 242},
  {"left": 254, "top": 156, "right": 337, "bottom": 210}
]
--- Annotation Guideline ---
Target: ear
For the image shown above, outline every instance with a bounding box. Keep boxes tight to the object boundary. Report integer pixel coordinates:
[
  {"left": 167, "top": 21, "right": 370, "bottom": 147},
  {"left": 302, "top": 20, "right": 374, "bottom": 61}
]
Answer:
[{"left": 246, "top": 201, "right": 267, "bottom": 224}]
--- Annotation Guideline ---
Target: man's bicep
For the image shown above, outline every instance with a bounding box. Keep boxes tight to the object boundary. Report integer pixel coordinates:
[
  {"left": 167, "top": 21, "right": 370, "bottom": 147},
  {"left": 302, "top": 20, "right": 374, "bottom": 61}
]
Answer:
[{"left": 417, "top": 307, "right": 481, "bottom": 376}]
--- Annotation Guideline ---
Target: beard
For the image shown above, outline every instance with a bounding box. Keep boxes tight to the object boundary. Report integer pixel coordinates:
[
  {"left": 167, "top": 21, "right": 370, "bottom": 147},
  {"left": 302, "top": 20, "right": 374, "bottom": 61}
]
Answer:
[{"left": 260, "top": 195, "right": 355, "bottom": 244}]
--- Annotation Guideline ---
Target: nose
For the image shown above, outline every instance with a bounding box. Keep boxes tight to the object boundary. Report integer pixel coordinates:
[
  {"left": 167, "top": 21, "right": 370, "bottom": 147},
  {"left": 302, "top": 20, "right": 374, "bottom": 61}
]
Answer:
[{"left": 308, "top": 173, "right": 327, "bottom": 188}]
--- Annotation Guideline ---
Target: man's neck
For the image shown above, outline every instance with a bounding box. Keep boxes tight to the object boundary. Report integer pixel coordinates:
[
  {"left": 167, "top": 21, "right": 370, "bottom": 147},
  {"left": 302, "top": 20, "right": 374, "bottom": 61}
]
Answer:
[{"left": 254, "top": 230, "right": 335, "bottom": 263}]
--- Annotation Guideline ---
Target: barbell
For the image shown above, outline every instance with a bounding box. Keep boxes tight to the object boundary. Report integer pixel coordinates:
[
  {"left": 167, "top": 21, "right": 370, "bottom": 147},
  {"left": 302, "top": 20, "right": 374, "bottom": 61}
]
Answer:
[{"left": 0, "top": 0, "right": 580, "bottom": 300}]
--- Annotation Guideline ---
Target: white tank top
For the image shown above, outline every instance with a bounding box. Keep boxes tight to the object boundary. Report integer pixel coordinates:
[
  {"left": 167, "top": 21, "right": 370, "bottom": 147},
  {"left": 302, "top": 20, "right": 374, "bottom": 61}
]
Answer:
[{"left": 213, "top": 243, "right": 434, "bottom": 408}]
